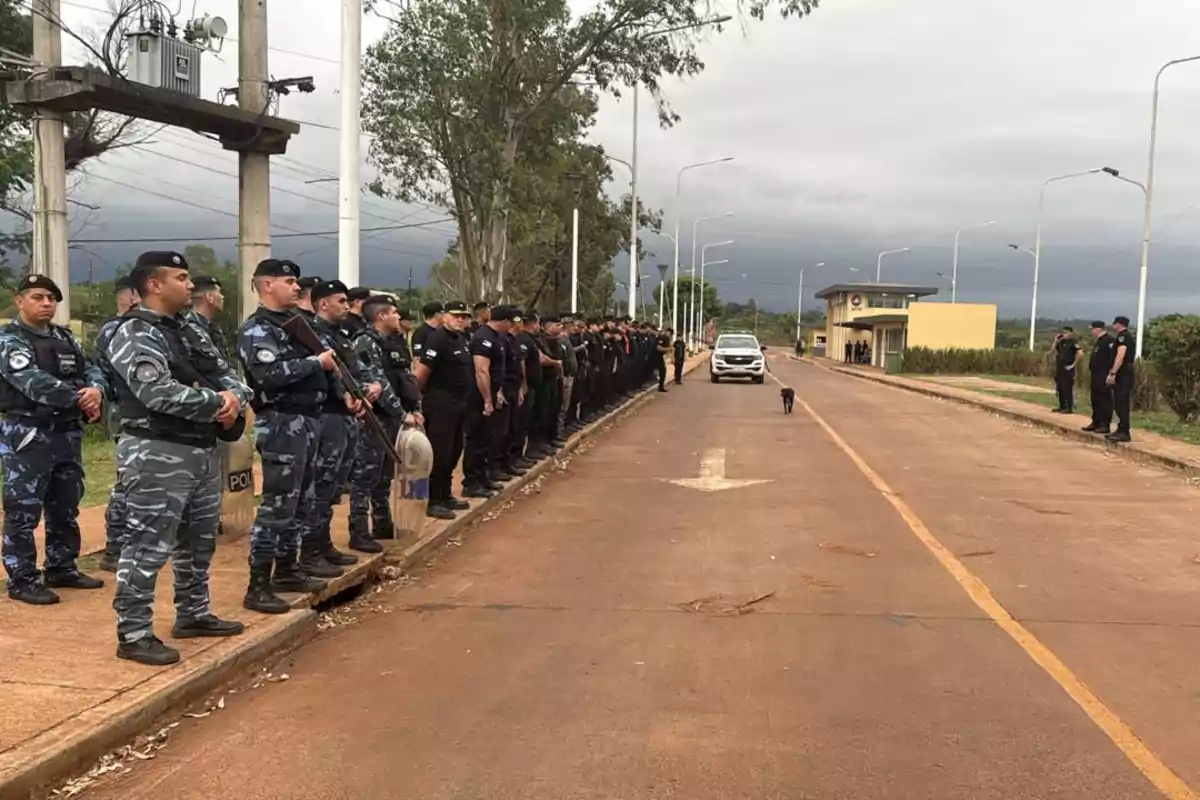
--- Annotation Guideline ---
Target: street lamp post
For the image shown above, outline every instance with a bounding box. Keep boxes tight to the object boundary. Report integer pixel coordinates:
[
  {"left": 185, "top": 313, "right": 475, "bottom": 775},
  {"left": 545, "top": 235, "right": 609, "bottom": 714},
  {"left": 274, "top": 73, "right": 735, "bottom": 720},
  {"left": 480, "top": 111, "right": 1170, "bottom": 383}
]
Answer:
[
  {"left": 875, "top": 248, "right": 910, "bottom": 282},
  {"left": 1032, "top": 166, "right": 1143, "bottom": 352},
  {"left": 689, "top": 212, "right": 734, "bottom": 349},
  {"left": 672, "top": 158, "right": 734, "bottom": 337},
  {"left": 1006, "top": 244, "right": 1038, "bottom": 350},
  {"left": 798, "top": 262, "right": 825, "bottom": 343},
  {"left": 697, "top": 254, "right": 730, "bottom": 350},
  {"left": 951, "top": 220, "right": 997, "bottom": 303},
  {"left": 1136, "top": 56, "right": 1200, "bottom": 359},
  {"left": 566, "top": 171, "right": 585, "bottom": 313}
]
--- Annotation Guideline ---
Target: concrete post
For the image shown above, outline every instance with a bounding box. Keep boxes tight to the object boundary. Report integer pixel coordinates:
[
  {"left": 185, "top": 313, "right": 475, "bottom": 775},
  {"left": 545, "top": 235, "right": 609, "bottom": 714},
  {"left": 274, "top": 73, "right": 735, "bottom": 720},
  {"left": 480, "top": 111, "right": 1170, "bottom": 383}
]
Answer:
[
  {"left": 31, "top": 0, "right": 69, "bottom": 325},
  {"left": 237, "top": 0, "right": 271, "bottom": 320}
]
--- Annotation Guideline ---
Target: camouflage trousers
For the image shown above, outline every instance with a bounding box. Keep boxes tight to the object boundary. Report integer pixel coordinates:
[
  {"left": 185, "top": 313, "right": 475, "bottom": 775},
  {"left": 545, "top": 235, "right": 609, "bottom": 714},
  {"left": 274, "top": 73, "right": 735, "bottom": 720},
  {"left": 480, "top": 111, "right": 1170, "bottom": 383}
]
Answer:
[
  {"left": 0, "top": 419, "right": 84, "bottom": 590},
  {"left": 103, "top": 436, "right": 128, "bottom": 561},
  {"left": 113, "top": 436, "right": 221, "bottom": 644},
  {"left": 249, "top": 410, "right": 320, "bottom": 572},
  {"left": 302, "top": 413, "right": 360, "bottom": 554},
  {"left": 349, "top": 414, "right": 400, "bottom": 530}
]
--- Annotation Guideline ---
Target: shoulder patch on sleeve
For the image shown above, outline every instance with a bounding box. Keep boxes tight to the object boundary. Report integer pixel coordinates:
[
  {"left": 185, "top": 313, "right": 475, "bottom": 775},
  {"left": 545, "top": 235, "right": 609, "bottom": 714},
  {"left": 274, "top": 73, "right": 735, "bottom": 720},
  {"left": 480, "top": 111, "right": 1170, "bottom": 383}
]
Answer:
[
  {"left": 425, "top": 349, "right": 438, "bottom": 359},
  {"left": 482, "top": 339, "right": 492, "bottom": 348},
  {"left": 8, "top": 351, "right": 31, "bottom": 371},
  {"left": 256, "top": 348, "right": 278, "bottom": 364},
  {"left": 133, "top": 360, "right": 163, "bottom": 383}
]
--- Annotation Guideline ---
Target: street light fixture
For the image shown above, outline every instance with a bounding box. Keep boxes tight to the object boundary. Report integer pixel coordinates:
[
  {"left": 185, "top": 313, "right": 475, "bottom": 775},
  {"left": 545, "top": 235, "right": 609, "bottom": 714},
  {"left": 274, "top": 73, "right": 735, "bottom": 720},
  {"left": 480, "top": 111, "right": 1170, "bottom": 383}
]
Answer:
[
  {"left": 689, "top": 216, "right": 733, "bottom": 346},
  {"left": 695, "top": 239, "right": 733, "bottom": 349},
  {"left": 797, "top": 261, "right": 825, "bottom": 343},
  {"left": 565, "top": 171, "right": 586, "bottom": 313},
  {"left": 875, "top": 248, "right": 910, "bottom": 282},
  {"left": 951, "top": 220, "right": 997, "bottom": 303},
  {"left": 1032, "top": 166, "right": 1141, "bottom": 351},
  {"left": 672, "top": 158, "right": 735, "bottom": 337}
]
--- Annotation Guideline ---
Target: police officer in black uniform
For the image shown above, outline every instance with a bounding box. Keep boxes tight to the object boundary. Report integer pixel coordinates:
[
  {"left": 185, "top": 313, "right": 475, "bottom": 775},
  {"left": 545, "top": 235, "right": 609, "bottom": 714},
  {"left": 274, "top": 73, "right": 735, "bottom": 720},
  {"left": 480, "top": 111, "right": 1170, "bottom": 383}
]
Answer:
[
  {"left": 414, "top": 301, "right": 474, "bottom": 515},
  {"left": 655, "top": 327, "right": 671, "bottom": 392},
  {"left": 463, "top": 305, "right": 512, "bottom": 494},
  {"left": 1083, "top": 320, "right": 1116, "bottom": 436},
  {"left": 412, "top": 301, "right": 444, "bottom": 361},
  {"left": 1051, "top": 326, "right": 1082, "bottom": 413},
  {"left": 1107, "top": 316, "right": 1135, "bottom": 443},
  {"left": 672, "top": 330, "right": 686, "bottom": 385},
  {"left": 471, "top": 302, "right": 490, "bottom": 334}
]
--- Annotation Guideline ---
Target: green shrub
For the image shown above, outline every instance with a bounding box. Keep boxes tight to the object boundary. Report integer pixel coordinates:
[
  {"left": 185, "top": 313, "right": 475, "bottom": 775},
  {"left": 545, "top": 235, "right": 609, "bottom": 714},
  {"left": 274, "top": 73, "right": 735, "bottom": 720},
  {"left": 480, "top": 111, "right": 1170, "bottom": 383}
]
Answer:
[
  {"left": 902, "top": 347, "right": 1049, "bottom": 376},
  {"left": 1143, "top": 315, "right": 1200, "bottom": 421},
  {"left": 1131, "top": 360, "right": 1161, "bottom": 413}
]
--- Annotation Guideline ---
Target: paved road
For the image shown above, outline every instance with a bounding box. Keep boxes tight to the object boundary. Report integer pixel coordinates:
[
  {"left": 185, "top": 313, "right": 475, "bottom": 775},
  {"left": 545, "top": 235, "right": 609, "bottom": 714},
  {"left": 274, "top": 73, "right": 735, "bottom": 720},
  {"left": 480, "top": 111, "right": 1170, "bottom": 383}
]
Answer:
[{"left": 86, "top": 361, "right": 1200, "bottom": 800}]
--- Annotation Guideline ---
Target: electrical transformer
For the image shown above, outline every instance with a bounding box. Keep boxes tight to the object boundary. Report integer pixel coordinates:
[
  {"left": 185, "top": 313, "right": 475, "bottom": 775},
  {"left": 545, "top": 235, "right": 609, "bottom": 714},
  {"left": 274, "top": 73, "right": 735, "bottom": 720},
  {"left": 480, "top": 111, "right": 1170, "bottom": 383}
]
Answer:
[{"left": 126, "top": 30, "right": 203, "bottom": 97}]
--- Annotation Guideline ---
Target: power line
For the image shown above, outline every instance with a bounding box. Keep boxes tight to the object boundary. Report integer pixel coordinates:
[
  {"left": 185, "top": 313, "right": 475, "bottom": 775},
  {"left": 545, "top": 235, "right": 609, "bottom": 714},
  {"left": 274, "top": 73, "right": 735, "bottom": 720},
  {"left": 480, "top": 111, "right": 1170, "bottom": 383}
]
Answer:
[{"left": 71, "top": 213, "right": 455, "bottom": 244}]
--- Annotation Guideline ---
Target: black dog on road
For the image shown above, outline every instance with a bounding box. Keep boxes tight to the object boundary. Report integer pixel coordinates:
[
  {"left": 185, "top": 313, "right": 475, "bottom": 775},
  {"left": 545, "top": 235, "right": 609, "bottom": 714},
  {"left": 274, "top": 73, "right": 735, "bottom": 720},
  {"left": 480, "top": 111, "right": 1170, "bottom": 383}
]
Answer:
[{"left": 780, "top": 387, "right": 795, "bottom": 414}]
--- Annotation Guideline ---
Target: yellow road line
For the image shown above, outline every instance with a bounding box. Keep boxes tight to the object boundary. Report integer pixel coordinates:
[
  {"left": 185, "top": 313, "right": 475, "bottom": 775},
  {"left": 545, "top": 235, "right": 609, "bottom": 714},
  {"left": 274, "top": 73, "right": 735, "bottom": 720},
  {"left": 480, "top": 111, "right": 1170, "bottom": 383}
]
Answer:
[{"left": 774, "top": 368, "right": 1195, "bottom": 800}]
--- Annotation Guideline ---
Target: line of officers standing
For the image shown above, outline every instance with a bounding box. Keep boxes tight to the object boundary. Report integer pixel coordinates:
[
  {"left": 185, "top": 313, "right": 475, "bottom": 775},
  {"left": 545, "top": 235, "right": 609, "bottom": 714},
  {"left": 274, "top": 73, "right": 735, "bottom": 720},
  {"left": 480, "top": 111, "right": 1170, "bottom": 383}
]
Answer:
[
  {"left": 1051, "top": 315, "right": 1136, "bottom": 443},
  {"left": 0, "top": 251, "right": 675, "bottom": 667}
]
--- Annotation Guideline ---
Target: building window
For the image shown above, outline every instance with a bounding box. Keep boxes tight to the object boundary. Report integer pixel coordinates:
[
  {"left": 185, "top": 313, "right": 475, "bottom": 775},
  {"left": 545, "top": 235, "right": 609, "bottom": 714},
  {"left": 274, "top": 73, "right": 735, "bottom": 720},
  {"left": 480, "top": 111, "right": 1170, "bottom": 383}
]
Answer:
[{"left": 867, "top": 296, "right": 906, "bottom": 309}]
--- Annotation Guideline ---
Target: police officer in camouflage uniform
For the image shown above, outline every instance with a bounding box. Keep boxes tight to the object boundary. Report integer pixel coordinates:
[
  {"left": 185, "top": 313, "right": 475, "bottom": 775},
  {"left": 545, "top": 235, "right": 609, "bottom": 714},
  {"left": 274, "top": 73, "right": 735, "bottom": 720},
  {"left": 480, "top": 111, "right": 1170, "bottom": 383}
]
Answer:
[
  {"left": 351, "top": 295, "right": 426, "bottom": 525},
  {"left": 236, "top": 259, "right": 340, "bottom": 614},
  {"left": 301, "top": 280, "right": 386, "bottom": 574},
  {"left": 97, "top": 276, "right": 140, "bottom": 573},
  {"left": 184, "top": 275, "right": 231, "bottom": 360},
  {"left": 0, "top": 275, "right": 108, "bottom": 605},
  {"left": 106, "top": 251, "right": 250, "bottom": 665}
]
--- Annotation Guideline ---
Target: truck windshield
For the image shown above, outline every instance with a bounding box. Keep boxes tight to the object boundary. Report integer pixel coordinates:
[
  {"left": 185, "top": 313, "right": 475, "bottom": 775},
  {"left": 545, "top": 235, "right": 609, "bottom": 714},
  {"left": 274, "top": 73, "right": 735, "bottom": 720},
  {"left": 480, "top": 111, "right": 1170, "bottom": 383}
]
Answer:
[{"left": 718, "top": 336, "right": 758, "bottom": 350}]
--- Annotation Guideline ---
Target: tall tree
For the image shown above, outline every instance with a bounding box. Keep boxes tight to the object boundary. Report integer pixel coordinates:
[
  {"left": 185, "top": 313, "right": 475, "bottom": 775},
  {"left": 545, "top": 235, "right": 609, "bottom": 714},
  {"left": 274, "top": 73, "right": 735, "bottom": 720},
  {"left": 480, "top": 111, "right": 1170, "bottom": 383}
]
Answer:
[{"left": 361, "top": 0, "right": 820, "bottom": 302}]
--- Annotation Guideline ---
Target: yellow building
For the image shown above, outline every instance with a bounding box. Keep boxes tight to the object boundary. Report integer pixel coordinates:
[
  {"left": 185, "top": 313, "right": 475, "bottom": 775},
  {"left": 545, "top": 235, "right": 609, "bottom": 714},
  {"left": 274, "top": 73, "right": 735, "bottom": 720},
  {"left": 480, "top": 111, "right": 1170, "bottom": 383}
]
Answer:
[{"left": 813, "top": 283, "right": 996, "bottom": 369}]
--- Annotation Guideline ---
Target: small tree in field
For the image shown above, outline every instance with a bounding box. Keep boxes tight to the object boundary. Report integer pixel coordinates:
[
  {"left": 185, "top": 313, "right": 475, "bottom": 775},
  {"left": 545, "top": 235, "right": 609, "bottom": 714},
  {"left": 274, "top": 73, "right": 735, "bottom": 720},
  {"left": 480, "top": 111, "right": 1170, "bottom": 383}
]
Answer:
[{"left": 1143, "top": 314, "right": 1200, "bottom": 422}]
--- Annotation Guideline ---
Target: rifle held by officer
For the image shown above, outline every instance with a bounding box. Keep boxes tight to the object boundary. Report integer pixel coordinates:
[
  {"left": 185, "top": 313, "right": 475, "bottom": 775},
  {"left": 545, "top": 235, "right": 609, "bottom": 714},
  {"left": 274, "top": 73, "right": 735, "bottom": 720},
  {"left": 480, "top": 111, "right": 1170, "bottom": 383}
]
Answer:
[{"left": 282, "top": 314, "right": 404, "bottom": 465}]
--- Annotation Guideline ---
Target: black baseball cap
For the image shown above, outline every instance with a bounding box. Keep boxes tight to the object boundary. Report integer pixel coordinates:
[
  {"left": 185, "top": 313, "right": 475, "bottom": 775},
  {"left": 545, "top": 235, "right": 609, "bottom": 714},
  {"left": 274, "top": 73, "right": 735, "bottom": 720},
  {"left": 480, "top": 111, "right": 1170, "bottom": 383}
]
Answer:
[
  {"left": 490, "top": 304, "right": 518, "bottom": 322},
  {"left": 347, "top": 286, "right": 372, "bottom": 302},
  {"left": 114, "top": 275, "right": 136, "bottom": 293},
  {"left": 311, "top": 279, "right": 349, "bottom": 304},
  {"left": 1090, "top": 320, "right": 1107, "bottom": 329},
  {"left": 1114, "top": 315, "right": 1130, "bottom": 326},
  {"left": 422, "top": 301, "right": 445, "bottom": 318},
  {"left": 254, "top": 258, "right": 299, "bottom": 278},
  {"left": 444, "top": 301, "right": 470, "bottom": 316},
  {"left": 297, "top": 276, "right": 321, "bottom": 291},
  {"left": 16, "top": 274, "right": 63, "bottom": 302}
]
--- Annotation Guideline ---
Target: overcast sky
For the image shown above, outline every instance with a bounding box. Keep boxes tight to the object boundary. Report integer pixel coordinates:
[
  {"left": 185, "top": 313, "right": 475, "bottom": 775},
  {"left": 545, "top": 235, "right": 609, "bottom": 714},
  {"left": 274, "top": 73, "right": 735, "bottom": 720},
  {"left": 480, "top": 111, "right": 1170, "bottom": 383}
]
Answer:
[{"left": 48, "top": 0, "right": 1200, "bottom": 318}]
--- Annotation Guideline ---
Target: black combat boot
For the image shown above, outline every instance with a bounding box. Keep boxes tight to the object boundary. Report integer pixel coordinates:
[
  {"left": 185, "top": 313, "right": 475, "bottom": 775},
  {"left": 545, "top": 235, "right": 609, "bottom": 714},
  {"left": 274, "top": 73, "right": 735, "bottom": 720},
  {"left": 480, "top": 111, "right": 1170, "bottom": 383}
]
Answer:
[
  {"left": 348, "top": 515, "right": 382, "bottom": 554},
  {"left": 172, "top": 615, "right": 246, "bottom": 639},
  {"left": 323, "top": 546, "right": 359, "bottom": 567},
  {"left": 8, "top": 582, "right": 59, "bottom": 606},
  {"left": 300, "top": 549, "right": 345, "bottom": 579},
  {"left": 44, "top": 570, "right": 105, "bottom": 590},
  {"left": 99, "top": 552, "right": 119, "bottom": 573},
  {"left": 371, "top": 516, "right": 397, "bottom": 540},
  {"left": 117, "top": 636, "right": 180, "bottom": 667},
  {"left": 272, "top": 559, "right": 328, "bottom": 594},
  {"left": 243, "top": 567, "right": 290, "bottom": 614}
]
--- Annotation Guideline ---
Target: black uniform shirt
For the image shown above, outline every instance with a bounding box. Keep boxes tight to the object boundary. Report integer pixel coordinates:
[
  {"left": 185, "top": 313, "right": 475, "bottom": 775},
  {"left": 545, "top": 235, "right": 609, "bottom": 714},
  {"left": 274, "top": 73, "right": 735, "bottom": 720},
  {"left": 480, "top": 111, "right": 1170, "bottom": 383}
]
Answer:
[
  {"left": 1090, "top": 333, "right": 1116, "bottom": 375},
  {"left": 1055, "top": 336, "right": 1081, "bottom": 368},
  {"left": 412, "top": 322, "right": 436, "bottom": 359},
  {"left": 1113, "top": 330, "right": 1135, "bottom": 375},
  {"left": 502, "top": 331, "right": 523, "bottom": 391},
  {"left": 469, "top": 324, "right": 506, "bottom": 394},
  {"left": 673, "top": 340, "right": 686, "bottom": 363},
  {"left": 517, "top": 330, "right": 543, "bottom": 386},
  {"left": 420, "top": 327, "right": 472, "bottom": 396}
]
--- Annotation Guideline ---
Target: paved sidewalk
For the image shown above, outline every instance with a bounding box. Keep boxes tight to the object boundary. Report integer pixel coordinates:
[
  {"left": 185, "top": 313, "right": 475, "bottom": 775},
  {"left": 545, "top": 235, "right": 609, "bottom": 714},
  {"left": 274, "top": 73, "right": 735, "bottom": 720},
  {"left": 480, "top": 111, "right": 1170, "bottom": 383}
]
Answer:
[
  {"left": 0, "top": 354, "right": 707, "bottom": 800},
  {"left": 826, "top": 362, "right": 1200, "bottom": 475}
]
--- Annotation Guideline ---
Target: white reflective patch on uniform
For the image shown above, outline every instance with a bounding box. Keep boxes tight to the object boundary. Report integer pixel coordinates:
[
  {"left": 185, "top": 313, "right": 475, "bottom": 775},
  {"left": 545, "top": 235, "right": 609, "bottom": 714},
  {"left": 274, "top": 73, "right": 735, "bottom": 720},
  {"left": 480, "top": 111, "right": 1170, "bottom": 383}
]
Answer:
[
  {"left": 482, "top": 339, "right": 492, "bottom": 348},
  {"left": 452, "top": 349, "right": 464, "bottom": 355},
  {"left": 425, "top": 349, "right": 437, "bottom": 358},
  {"left": 8, "top": 351, "right": 31, "bottom": 370},
  {"left": 133, "top": 361, "right": 162, "bottom": 383},
  {"left": 256, "top": 348, "right": 278, "bottom": 363}
]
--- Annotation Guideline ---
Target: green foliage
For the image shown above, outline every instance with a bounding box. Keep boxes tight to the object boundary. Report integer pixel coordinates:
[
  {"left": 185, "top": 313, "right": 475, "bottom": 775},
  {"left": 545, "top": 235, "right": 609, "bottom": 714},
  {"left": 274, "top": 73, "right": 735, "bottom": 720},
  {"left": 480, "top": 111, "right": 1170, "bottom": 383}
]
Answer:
[
  {"left": 0, "top": 0, "right": 33, "bottom": 269},
  {"left": 902, "top": 347, "right": 1050, "bottom": 376},
  {"left": 1143, "top": 314, "right": 1200, "bottom": 422},
  {"left": 361, "top": 0, "right": 821, "bottom": 300}
]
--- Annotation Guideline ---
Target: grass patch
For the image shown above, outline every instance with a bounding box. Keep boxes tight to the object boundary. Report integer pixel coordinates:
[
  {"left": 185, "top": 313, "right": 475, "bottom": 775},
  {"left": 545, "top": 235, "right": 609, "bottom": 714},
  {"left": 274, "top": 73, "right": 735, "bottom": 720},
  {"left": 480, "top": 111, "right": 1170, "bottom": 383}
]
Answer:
[
  {"left": 82, "top": 436, "right": 116, "bottom": 507},
  {"left": 975, "top": 388, "right": 1200, "bottom": 447}
]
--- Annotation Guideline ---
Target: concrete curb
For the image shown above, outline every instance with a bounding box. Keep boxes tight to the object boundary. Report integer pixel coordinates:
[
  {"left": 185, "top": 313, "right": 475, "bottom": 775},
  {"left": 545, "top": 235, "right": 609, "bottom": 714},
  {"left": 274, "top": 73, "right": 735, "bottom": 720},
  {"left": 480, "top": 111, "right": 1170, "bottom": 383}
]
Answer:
[
  {"left": 824, "top": 364, "right": 1200, "bottom": 478},
  {"left": 1, "top": 356, "right": 708, "bottom": 800}
]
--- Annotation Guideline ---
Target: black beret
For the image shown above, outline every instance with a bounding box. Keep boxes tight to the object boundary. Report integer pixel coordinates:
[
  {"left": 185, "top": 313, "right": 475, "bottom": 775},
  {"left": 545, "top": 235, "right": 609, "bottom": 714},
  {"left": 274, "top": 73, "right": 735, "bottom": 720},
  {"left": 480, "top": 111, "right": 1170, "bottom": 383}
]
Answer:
[
  {"left": 472, "top": 301, "right": 490, "bottom": 311},
  {"left": 135, "top": 250, "right": 188, "bottom": 270},
  {"left": 192, "top": 275, "right": 222, "bottom": 291},
  {"left": 16, "top": 273, "right": 62, "bottom": 302},
  {"left": 114, "top": 275, "right": 136, "bottom": 293},
  {"left": 1090, "top": 320, "right": 1107, "bottom": 329},
  {"left": 541, "top": 314, "right": 560, "bottom": 324},
  {"left": 422, "top": 301, "right": 445, "bottom": 317},
  {"left": 347, "top": 286, "right": 373, "bottom": 302},
  {"left": 1114, "top": 315, "right": 1130, "bottom": 326},
  {"left": 297, "top": 276, "right": 321, "bottom": 290},
  {"left": 397, "top": 308, "right": 414, "bottom": 322},
  {"left": 524, "top": 309, "right": 539, "bottom": 321},
  {"left": 254, "top": 259, "right": 299, "bottom": 278},
  {"left": 311, "top": 279, "right": 349, "bottom": 303},
  {"left": 364, "top": 294, "right": 396, "bottom": 307},
  {"left": 443, "top": 300, "right": 470, "bottom": 315}
]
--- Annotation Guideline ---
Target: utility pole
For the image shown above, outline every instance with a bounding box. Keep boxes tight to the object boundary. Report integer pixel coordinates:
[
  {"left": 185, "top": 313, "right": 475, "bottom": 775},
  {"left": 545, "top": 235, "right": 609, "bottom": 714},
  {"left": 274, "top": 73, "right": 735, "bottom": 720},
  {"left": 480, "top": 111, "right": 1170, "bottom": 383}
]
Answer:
[
  {"left": 238, "top": 0, "right": 271, "bottom": 320},
  {"left": 627, "top": 85, "right": 638, "bottom": 320},
  {"left": 31, "top": 0, "right": 69, "bottom": 325},
  {"left": 337, "top": 0, "right": 362, "bottom": 286}
]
